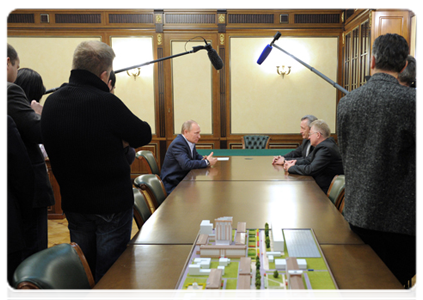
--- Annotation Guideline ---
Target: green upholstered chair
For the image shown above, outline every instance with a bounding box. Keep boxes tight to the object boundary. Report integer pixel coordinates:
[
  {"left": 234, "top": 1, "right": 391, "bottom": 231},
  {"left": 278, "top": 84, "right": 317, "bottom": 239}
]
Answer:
[
  {"left": 133, "top": 188, "right": 152, "bottom": 229},
  {"left": 13, "top": 243, "right": 94, "bottom": 289},
  {"left": 326, "top": 175, "right": 345, "bottom": 209},
  {"left": 133, "top": 174, "right": 167, "bottom": 213},
  {"left": 242, "top": 135, "right": 270, "bottom": 149},
  {"left": 136, "top": 150, "right": 160, "bottom": 175}
]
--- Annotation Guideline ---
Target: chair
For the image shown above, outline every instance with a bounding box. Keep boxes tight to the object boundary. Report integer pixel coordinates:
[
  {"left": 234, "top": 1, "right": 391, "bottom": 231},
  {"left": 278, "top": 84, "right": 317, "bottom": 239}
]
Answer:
[
  {"left": 133, "top": 188, "right": 152, "bottom": 229},
  {"left": 326, "top": 175, "right": 345, "bottom": 209},
  {"left": 337, "top": 195, "right": 345, "bottom": 215},
  {"left": 136, "top": 150, "right": 160, "bottom": 175},
  {"left": 242, "top": 135, "right": 270, "bottom": 149},
  {"left": 13, "top": 242, "right": 94, "bottom": 289},
  {"left": 133, "top": 174, "right": 167, "bottom": 213}
]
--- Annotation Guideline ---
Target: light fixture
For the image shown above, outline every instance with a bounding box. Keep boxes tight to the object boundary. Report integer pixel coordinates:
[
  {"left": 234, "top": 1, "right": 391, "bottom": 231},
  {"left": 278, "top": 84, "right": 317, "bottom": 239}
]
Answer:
[
  {"left": 126, "top": 67, "right": 141, "bottom": 79},
  {"left": 276, "top": 65, "right": 291, "bottom": 78}
]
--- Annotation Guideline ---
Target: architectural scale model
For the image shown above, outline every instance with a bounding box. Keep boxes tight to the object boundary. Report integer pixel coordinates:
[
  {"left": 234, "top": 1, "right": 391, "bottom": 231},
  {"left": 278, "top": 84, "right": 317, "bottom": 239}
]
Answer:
[{"left": 176, "top": 217, "right": 337, "bottom": 290}]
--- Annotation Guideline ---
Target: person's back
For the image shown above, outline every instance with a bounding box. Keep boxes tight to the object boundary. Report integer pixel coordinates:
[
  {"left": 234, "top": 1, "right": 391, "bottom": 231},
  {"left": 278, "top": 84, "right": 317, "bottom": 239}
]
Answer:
[
  {"left": 337, "top": 33, "right": 415, "bottom": 286},
  {"left": 338, "top": 73, "right": 415, "bottom": 234},
  {"left": 40, "top": 40, "right": 152, "bottom": 283},
  {"left": 41, "top": 70, "right": 151, "bottom": 214}
]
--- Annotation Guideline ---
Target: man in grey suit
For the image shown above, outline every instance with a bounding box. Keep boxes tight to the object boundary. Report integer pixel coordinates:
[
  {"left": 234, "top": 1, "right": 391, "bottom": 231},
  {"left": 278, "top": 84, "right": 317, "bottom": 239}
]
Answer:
[
  {"left": 272, "top": 114, "right": 317, "bottom": 165},
  {"left": 337, "top": 33, "right": 415, "bottom": 287},
  {"left": 283, "top": 119, "right": 343, "bottom": 193},
  {"left": 7, "top": 44, "right": 55, "bottom": 260}
]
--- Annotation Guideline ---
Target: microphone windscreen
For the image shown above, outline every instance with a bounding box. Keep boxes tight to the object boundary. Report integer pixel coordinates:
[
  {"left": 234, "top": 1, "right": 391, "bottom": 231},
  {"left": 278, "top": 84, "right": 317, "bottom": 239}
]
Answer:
[
  {"left": 207, "top": 48, "right": 224, "bottom": 70},
  {"left": 257, "top": 45, "right": 272, "bottom": 65}
]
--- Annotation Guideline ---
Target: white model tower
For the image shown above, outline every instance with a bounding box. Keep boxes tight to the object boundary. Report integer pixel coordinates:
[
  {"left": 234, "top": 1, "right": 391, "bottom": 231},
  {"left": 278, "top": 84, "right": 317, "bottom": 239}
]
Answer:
[{"left": 215, "top": 216, "right": 233, "bottom": 245}]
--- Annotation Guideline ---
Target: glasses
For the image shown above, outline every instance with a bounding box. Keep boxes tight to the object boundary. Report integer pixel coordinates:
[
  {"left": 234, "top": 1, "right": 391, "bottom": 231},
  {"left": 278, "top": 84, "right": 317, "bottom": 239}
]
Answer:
[{"left": 308, "top": 131, "right": 320, "bottom": 137}]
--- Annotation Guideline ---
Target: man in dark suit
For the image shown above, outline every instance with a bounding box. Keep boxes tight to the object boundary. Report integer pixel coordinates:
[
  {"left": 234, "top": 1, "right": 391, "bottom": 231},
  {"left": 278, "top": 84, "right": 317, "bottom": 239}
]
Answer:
[
  {"left": 160, "top": 120, "right": 217, "bottom": 194},
  {"left": 7, "top": 44, "right": 55, "bottom": 259},
  {"left": 7, "top": 115, "right": 35, "bottom": 285},
  {"left": 272, "top": 114, "right": 317, "bottom": 165},
  {"left": 284, "top": 119, "right": 344, "bottom": 194}
]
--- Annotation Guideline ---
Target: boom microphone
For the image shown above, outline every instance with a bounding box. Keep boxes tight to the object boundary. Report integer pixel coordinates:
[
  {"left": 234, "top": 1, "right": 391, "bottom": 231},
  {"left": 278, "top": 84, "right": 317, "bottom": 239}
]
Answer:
[
  {"left": 205, "top": 43, "right": 224, "bottom": 70},
  {"left": 257, "top": 31, "right": 282, "bottom": 65}
]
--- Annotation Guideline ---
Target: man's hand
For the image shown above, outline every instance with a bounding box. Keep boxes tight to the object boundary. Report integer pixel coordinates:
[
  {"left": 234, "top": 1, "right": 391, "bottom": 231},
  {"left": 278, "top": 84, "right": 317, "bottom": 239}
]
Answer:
[
  {"left": 206, "top": 152, "right": 218, "bottom": 167},
  {"left": 31, "top": 100, "right": 43, "bottom": 115},
  {"left": 272, "top": 155, "right": 285, "bottom": 165},
  {"left": 284, "top": 160, "right": 296, "bottom": 172}
]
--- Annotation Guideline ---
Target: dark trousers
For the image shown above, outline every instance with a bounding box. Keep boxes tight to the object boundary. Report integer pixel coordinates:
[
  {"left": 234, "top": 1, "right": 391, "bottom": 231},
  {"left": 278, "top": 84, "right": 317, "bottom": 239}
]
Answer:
[
  {"left": 21, "top": 207, "right": 48, "bottom": 259},
  {"left": 65, "top": 208, "right": 133, "bottom": 283},
  {"left": 350, "top": 224, "right": 416, "bottom": 287}
]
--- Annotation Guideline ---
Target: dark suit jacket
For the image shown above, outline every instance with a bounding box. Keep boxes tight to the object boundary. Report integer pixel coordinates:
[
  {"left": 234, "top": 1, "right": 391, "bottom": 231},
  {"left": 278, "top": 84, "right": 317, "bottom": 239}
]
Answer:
[
  {"left": 284, "top": 139, "right": 313, "bottom": 160},
  {"left": 7, "top": 82, "right": 54, "bottom": 208},
  {"left": 160, "top": 134, "right": 208, "bottom": 194},
  {"left": 288, "top": 138, "right": 344, "bottom": 194},
  {"left": 4, "top": 115, "right": 34, "bottom": 254}
]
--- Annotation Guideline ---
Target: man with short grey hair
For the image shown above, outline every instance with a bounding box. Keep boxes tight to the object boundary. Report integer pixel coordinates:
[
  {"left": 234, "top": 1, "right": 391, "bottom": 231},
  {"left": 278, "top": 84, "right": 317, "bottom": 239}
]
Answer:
[
  {"left": 337, "top": 33, "right": 415, "bottom": 287},
  {"left": 272, "top": 114, "right": 317, "bottom": 165},
  {"left": 41, "top": 40, "right": 152, "bottom": 283},
  {"left": 284, "top": 119, "right": 343, "bottom": 193}
]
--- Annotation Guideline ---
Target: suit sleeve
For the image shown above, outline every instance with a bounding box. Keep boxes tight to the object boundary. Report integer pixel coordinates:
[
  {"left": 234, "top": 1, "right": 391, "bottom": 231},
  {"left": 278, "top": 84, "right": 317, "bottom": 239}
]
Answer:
[
  {"left": 173, "top": 142, "right": 207, "bottom": 171},
  {"left": 283, "top": 143, "right": 304, "bottom": 160},
  {"left": 288, "top": 147, "right": 331, "bottom": 176},
  {"left": 7, "top": 83, "right": 42, "bottom": 144}
]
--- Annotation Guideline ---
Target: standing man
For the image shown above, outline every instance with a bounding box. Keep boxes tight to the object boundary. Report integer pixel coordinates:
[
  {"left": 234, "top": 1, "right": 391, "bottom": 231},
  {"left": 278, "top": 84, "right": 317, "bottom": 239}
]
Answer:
[
  {"left": 272, "top": 115, "right": 317, "bottom": 165},
  {"left": 41, "top": 40, "right": 152, "bottom": 282},
  {"left": 284, "top": 119, "right": 343, "bottom": 194},
  {"left": 7, "top": 44, "right": 55, "bottom": 259},
  {"left": 337, "top": 33, "right": 415, "bottom": 287},
  {"left": 160, "top": 120, "right": 217, "bottom": 194}
]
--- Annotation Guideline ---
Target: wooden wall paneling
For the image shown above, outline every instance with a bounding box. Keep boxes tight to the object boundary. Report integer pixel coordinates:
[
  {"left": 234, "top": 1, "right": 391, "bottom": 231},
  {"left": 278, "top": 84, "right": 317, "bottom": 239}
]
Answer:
[
  {"left": 163, "top": 31, "right": 221, "bottom": 151},
  {"left": 225, "top": 29, "right": 343, "bottom": 149},
  {"left": 371, "top": 10, "right": 411, "bottom": 47}
]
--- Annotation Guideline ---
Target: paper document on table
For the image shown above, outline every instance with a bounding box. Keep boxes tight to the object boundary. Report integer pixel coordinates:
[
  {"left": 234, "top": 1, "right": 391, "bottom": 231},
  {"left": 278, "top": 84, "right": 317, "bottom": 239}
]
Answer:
[{"left": 217, "top": 157, "right": 229, "bottom": 161}]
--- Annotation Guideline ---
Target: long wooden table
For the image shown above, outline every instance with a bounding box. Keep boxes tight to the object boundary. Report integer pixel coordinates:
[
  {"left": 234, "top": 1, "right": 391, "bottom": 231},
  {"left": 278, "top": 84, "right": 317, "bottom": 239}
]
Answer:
[
  {"left": 130, "top": 180, "right": 362, "bottom": 245},
  {"left": 184, "top": 156, "right": 313, "bottom": 181},
  {"left": 95, "top": 156, "right": 403, "bottom": 290},
  {"left": 94, "top": 244, "right": 403, "bottom": 289}
]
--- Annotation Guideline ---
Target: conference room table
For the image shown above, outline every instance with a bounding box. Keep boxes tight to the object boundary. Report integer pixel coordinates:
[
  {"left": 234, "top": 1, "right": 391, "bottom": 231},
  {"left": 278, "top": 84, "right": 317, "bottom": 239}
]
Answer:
[
  {"left": 95, "top": 244, "right": 402, "bottom": 289},
  {"left": 95, "top": 155, "right": 403, "bottom": 290}
]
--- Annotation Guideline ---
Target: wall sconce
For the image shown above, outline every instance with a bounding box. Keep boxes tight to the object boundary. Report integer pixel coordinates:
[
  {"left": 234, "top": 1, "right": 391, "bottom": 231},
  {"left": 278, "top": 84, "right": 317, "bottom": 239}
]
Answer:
[
  {"left": 276, "top": 65, "right": 291, "bottom": 78},
  {"left": 126, "top": 67, "right": 141, "bottom": 79}
]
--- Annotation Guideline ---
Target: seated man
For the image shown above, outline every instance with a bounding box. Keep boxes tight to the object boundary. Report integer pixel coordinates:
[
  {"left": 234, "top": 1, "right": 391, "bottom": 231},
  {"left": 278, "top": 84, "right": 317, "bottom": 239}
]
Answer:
[
  {"left": 160, "top": 120, "right": 217, "bottom": 194},
  {"left": 284, "top": 120, "right": 343, "bottom": 193},
  {"left": 272, "top": 114, "right": 317, "bottom": 165}
]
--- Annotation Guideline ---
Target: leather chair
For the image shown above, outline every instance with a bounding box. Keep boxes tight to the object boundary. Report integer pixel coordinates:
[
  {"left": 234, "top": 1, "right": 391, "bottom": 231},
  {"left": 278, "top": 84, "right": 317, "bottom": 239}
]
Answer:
[
  {"left": 133, "top": 174, "right": 167, "bottom": 213},
  {"left": 326, "top": 175, "right": 345, "bottom": 209},
  {"left": 13, "top": 243, "right": 94, "bottom": 289},
  {"left": 242, "top": 135, "right": 270, "bottom": 149},
  {"left": 133, "top": 188, "right": 152, "bottom": 229},
  {"left": 136, "top": 150, "right": 160, "bottom": 175}
]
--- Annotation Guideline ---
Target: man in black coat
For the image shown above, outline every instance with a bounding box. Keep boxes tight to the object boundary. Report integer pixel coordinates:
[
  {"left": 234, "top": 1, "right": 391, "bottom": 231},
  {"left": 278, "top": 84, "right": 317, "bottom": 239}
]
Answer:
[
  {"left": 284, "top": 119, "right": 344, "bottom": 194},
  {"left": 7, "top": 44, "right": 55, "bottom": 260},
  {"left": 41, "top": 40, "right": 152, "bottom": 282},
  {"left": 7, "top": 116, "right": 35, "bottom": 285},
  {"left": 272, "top": 114, "right": 317, "bottom": 165}
]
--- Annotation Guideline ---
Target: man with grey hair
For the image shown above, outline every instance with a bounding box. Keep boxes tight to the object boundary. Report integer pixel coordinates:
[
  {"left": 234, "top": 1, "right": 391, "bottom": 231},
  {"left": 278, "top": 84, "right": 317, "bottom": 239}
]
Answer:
[
  {"left": 337, "top": 33, "right": 415, "bottom": 287},
  {"left": 41, "top": 40, "right": 152, "bottom": 282},
  {"left": 272, "top": 114, "right": 317, "bottom": 165},
  {"left": 398, "top": 55, "right": 416, "bottom": 88},
  {"left": 160, "top": 120, "right": 217, "bottom": 194},
  {"left": 284, "top": 119, "right": 343, "bottom": 193}
]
